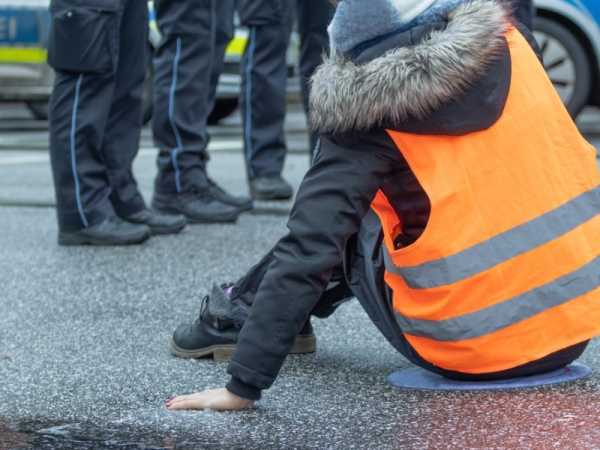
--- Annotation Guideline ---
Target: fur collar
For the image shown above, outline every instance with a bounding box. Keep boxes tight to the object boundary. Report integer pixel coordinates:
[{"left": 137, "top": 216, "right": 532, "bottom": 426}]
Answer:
[{"left": 309, "top": 0, "right": 511, "bottom": 134}]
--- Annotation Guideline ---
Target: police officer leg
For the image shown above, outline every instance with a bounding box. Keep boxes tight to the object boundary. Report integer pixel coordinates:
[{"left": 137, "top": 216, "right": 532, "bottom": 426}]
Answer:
[
  {"left": 208, "top": 0, "right": 235, "bottom": 113},
  {"left": 101, "top": 0, "right": 147, "bottom": 219},
  {"left": 205, "top": 0, "right": 254, "bottom": 212},
  {"left": 99, "top": 0, "right": 186, "bottom": 235},
  {"left": 151, "top": 0, "right": 240, "bottom": 223},
  {"left": 296, "top": 0, "right": 333, "bottom": 158},
  {"left": 48, "top": 0, "right": 150, "bottom": 245},
  {"left": 240, "top": 0, "right": 294, "bottom": 200}
]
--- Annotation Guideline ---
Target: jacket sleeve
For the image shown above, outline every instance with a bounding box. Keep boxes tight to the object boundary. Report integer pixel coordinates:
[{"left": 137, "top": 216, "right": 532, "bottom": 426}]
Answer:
[{"left": 226, "top": 130, "right": 403, "bottom": 400}]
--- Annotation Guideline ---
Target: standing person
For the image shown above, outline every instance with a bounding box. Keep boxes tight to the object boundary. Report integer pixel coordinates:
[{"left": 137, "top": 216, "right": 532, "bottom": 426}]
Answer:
[
  {"left": 151, "top": 0, "right": 253, "bottom": 225},
  {"left": 48, "top": 0, "right": 187, "bottom": 246},
  {"left": 239, "top": 0, "right": 333, "bottom": 201},
  {"left": 166, "top": 0, "right": 600, "bottom": 411}
]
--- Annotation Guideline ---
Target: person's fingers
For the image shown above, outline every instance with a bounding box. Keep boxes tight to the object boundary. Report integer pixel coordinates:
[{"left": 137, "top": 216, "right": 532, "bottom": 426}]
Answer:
[
  {"left": 168, "top": 396, "right": 202, "bottom": 410},
  {"left": 167, "top": 392, "right": 211, "bottom": 410},
  {"left": 165, "top": 394, "right": 184, "bottom": 406},
  {"left": 166, "top": 394, "right": 195, "bottom": 409}
]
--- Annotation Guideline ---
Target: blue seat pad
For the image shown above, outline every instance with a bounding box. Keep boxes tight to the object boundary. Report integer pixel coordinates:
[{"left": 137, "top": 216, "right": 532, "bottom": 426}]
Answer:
[{"left": 388, "top": 363, "right": 592, "bottom": 391}]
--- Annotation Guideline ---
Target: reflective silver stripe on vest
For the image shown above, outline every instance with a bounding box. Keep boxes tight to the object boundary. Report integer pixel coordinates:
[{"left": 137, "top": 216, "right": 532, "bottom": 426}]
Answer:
[
  {"left": 385, "top": 186, "right": 600, "bottom": 289},
  {"left": 394, "top": 256, "right": 600, "bottom": 342}
]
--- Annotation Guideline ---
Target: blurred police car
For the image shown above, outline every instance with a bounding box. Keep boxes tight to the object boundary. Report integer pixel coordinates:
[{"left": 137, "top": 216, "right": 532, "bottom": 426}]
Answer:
[
  {"left": 0, "top": 0, "right": 52, "bottom": 119},
  {"left": 0, "top": 1, "right": 598, "bottom": 121},
  {"left": 534, "top": 0, "right": 600, "bottom": 116},
  {"left": 0, "top": 0, "right": 251, "bottom": 123}
]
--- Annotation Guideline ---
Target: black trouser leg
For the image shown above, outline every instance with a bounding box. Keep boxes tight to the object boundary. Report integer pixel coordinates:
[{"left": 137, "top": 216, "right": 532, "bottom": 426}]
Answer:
[
  {"left": 208, "top": 0, "right": 235, "bottom": 113},
  {"left": 104, "top": 0, "right": 148, "bottom": 217},
  {"left": 152, "top": 0, "right": 215, "bottom": 194},
  {"left": 296, "top": 0, "right": 333, "bottom": 156},
  {"left": 509, "top": 0, "right": 534, "bottom": 30},
  {"left": 343, "top": 211, "right": 430, "bottom": 366},
  {"left": 48, "top": 0, "right": 123, "bottom": 231},
  {"left": 240, "top": 14, "right": 292, "bottom": 179}
]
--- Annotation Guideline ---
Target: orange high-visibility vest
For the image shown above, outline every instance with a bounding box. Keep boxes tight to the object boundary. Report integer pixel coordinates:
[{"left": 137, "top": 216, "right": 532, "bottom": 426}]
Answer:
[{"left": 371, "top": 27, "right": 600, "bottom": 374}]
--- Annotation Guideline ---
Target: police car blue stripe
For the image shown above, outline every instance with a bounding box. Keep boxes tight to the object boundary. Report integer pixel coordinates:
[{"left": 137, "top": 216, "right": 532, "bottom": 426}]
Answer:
[{"left": 70, "top": 74, "right": 88, "bottom": 227}]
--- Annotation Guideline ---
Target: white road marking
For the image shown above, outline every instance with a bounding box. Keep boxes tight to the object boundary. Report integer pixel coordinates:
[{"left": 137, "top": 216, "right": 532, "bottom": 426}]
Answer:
[
  {"left": 0, "top": 153, "right": 49, "bottom": 165},
  {"left": 209, "top": 139, "right": 244, "bottom": 151},
  {"left": 136, "top": 139, "right": 243, "bottom": 155},
  {"left": 0, "top": 139, "right": 244, "bottom": 166}
]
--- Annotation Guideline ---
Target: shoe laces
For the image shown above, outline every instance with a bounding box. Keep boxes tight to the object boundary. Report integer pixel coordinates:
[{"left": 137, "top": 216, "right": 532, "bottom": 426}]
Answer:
[
  {"left": 196, "top": 290, "right": 237, "bottom": 330},
  {"left": 196, "top": 295, "right": 210, "bottom": 323},
  {"left": 220, "top": 282, "right": 235, "bottom": 298}
]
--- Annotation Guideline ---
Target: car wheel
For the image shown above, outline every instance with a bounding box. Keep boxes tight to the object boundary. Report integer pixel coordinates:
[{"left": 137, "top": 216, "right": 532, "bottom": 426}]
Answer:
[
  {"left": 26, "top": 101, "right": 49, "bottom": 121},
  {"left": 208, "top": 98, "right": 239, "bottom": 125},
  {"left": 534, "top": 17, "right": 592, "bottom": 117}
]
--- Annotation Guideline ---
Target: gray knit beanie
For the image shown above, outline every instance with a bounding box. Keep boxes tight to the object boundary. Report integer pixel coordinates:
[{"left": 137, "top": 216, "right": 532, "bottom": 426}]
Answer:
[{"left": 328, "top": 0, "right": 465, "bottom": 55}]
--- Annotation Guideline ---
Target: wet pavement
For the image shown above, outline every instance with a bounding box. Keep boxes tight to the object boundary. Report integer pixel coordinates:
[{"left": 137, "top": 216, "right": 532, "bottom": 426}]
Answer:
[{"left": 1, "top": 105, "right": 600, "bottom": 449}]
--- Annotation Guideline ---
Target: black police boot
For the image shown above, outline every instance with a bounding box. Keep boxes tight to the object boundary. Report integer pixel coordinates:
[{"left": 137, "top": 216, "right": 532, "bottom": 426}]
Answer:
[
  {"left": 249, "top": 176, "right": 294, "bottom": 201},
  {"left": 58, "top": 216, "right": 151, "bottom": 246},
  {"left": 152, "top": 189, "right": 240, "bottom": 224},
  {"left": 208, "top": 178, "right": 254, "bottom": 212},
  {"left": 122, "top": 208, "right": 187, "bottom": 236},
  {"left": 170, "top": 285, "right": 316, "bottom": 361}
]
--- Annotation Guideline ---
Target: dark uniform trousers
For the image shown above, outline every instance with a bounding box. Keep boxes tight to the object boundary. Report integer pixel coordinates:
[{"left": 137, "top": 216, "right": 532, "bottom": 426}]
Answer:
[
  {"left": 48, "top": 0, "right": 147, "bottom": 232},
  {"left": 510, "top": 0, "right": 534, "bottom": 29},
  {"left": 239, "top": 0, "right": 333, "bottom": 178},
  {"left": 152, "top": 0, "right": 217, "bottom": 195},
  {"left": 209, "top": 0, "right": 235, "bottom": 115}
]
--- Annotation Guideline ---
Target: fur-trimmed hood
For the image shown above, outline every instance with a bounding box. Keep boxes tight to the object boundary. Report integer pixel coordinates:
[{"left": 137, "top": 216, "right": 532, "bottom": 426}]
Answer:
[{"left": 309, "top": 0, "right": 512, "bottom": 134}]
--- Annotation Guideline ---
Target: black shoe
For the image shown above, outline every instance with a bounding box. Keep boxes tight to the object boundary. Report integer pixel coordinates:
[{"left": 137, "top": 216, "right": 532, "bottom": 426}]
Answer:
[
  {"left": 122, "top": 208, "right": 187, "bottom": 236},
  {"left": 58, "top": 216, "right": 151, "bottom": 246},
  {"left": 208, "top": 178, "right": 254, "bottom": 212},
  {"left": 249, "top": 176, "right": 294, "bottom": 201},
  {"left": 152, "top": 189, "right": 240, "bottom": 224},
  {"left": 170, "top": 286, "right": 316, "bottom": 361}
]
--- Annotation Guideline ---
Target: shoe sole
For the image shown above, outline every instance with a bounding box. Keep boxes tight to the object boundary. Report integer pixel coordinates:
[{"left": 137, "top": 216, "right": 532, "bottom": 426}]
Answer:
[
  {"left": 170, "top": 334, "right": 317, "bottom": 362},
  {"left": 236, "top": 202, "right": 255, "bottom": 213},
  {"left": 152, "top": 203, "right": 239, "bottom": 224},
  {"left": 251, "top": 191, "right": 293, "bottom": 201},
  {"left": 58, "top": 232, "right": 150, "bottom": 246},
  {"left": 149, "top": 222, "right": 187, "bottom": 236}
]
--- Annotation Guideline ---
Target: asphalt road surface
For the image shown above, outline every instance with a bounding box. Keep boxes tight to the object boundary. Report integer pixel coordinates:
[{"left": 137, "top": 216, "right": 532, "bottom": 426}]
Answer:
[{"left": 1, "top": 104, "right": 599, "bottom": 449}]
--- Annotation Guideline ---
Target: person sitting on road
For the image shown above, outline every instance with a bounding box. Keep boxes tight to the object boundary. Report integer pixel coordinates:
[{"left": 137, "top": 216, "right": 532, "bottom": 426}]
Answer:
[{"left": 165, "top": 0, "right": 600, "bottom": 411}]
